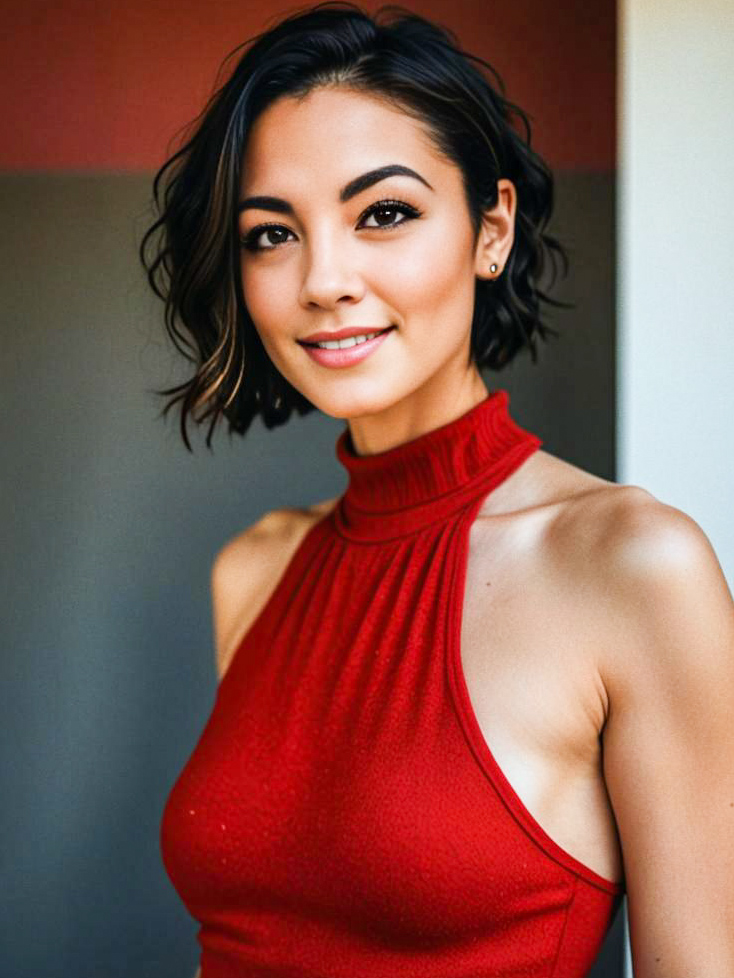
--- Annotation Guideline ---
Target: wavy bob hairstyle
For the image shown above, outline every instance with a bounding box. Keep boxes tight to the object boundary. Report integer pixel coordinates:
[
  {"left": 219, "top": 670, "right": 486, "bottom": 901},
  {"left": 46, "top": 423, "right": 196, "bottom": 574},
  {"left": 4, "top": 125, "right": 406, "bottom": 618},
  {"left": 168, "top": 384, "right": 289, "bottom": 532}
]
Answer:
[{"left": 139, "top": 1, "right": 569, "bottom": 450}]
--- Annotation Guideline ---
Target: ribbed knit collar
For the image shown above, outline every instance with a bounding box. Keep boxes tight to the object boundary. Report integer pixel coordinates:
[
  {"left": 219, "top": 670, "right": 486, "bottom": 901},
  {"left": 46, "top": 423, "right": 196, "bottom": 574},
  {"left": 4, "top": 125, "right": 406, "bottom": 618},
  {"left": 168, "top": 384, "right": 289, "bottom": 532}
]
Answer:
[{"left": 331, "top": 389, "right": 542, "bottom": 542}]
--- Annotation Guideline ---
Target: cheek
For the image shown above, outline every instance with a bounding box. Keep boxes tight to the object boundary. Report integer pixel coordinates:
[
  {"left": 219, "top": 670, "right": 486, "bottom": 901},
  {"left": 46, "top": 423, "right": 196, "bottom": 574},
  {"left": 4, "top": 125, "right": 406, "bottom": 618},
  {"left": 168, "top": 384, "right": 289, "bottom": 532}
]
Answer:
[
  {"left": 239, "top": 263, "right": 292, "bottom": 340},
  {"left": 374, "top": 220, "right": 474, "bottom": 317}
]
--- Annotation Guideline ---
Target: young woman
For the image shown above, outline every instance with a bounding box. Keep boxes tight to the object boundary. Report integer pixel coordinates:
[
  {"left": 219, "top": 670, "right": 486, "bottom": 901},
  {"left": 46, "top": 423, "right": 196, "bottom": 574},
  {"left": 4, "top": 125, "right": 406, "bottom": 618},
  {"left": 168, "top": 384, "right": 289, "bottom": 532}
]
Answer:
[{"left": 140, "top": 4, "right": 734, "bottom": 976}]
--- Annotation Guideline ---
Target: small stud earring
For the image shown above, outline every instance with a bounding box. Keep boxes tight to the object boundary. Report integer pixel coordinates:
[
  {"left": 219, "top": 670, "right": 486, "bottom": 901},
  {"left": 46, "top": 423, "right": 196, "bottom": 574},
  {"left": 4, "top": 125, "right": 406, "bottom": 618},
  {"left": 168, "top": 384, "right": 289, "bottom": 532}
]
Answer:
[{"left": 490, "top": 263, "right": 498, "bottom": 274}]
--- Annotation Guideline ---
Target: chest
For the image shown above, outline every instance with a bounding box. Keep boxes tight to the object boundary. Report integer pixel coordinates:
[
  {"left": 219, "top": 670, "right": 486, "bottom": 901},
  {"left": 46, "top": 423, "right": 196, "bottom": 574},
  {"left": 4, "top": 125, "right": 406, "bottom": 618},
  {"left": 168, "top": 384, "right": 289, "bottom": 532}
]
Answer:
[{"left": 162, "top": 508, "right": 622, "bottom": 917}]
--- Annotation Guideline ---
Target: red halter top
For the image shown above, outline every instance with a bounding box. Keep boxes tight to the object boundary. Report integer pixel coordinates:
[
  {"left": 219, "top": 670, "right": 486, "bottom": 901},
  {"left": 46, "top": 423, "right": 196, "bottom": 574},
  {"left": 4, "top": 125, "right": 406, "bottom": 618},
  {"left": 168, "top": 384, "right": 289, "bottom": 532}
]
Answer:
[{"left": 160, "top": 389, "right": 624, "bottom": 977}]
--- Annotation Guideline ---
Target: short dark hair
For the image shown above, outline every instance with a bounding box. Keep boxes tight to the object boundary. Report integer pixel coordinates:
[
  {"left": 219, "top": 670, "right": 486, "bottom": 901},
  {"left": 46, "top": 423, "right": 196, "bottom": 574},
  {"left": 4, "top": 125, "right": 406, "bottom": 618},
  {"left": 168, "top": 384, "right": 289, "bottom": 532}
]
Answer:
[{"left": 139, "top": 1, "right": 569, "bottom": 450}]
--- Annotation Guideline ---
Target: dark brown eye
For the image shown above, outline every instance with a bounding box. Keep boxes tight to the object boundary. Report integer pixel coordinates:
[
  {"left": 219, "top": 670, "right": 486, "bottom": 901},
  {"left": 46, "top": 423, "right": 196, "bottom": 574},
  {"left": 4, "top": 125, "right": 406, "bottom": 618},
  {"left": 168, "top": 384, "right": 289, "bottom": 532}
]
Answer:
[
  {"left": 358, "top": 199, "right": 421, "bottom": 230},
  {"left": 264, "top": 227, "right": 290, "bottom": 245},
  {"left": 240, "top": 224, "right": 294, "bottom": 252},
  {"left": 240, "top": 198, "right": 421, "bottom": 253}
]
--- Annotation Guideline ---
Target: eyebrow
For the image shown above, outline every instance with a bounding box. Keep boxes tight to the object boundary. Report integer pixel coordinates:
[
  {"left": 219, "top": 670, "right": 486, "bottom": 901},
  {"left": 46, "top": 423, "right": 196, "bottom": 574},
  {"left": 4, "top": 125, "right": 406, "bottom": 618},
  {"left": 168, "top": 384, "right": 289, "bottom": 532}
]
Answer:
[{"left": 237, "top": 164, "right": 433, "bottom": 215}]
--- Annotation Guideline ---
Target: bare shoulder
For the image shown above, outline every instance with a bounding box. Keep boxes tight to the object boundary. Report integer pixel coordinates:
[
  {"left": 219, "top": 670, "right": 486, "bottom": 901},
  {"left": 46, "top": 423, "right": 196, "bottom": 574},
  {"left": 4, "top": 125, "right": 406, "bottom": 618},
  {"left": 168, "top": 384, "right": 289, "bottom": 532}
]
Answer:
[
  {"left": 509, "top": 448, "right": 730, "bottom": 652},
  {"left": 531, "top": 450, "right": 708, "bottom": 567},
  {"left": 543, "top": 468, "right": 733, "bottom": 690},
  {"left": 212, "top": 494, "right": 340, "bottom": 584},
  {"left": 556, "top": 474, "right": 725, "bottom": 598},
  {"left": 211, "top": 495, "right": 341, "bottom": 681}
]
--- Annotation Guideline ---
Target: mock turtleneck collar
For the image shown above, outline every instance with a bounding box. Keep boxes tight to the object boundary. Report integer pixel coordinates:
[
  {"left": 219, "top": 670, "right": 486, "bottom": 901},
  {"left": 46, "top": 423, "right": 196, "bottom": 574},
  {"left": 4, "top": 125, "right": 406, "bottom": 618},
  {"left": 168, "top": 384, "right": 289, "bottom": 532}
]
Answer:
[{"left": 331, "top": 389, "right": 542, "bottom": 542}]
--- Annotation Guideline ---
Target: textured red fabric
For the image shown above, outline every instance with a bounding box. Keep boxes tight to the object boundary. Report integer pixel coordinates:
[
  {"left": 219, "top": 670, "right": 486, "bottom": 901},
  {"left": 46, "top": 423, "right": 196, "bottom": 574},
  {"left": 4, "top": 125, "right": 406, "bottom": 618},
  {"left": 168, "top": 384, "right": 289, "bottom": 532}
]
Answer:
[{"left": 160, "top": 389, "right": 624, "bottom": 977}]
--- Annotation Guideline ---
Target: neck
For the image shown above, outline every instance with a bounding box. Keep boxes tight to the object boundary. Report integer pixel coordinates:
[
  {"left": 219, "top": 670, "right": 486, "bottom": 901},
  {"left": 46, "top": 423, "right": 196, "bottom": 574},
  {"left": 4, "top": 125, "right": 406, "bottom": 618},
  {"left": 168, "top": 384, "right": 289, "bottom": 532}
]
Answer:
[
  {"left": 344, "top": 371, "right": 491, "bottom": 457},
  {"left": 332, "top": 388, "right": 543, "bottom": 543}
]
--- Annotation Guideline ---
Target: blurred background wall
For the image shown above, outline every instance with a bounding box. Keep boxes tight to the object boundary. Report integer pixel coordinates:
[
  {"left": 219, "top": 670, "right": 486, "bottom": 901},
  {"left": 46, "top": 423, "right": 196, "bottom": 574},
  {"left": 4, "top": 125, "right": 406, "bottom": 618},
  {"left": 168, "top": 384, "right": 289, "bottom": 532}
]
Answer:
[{"left": 0, "top": 1, "right": 623, "bottom": 975}]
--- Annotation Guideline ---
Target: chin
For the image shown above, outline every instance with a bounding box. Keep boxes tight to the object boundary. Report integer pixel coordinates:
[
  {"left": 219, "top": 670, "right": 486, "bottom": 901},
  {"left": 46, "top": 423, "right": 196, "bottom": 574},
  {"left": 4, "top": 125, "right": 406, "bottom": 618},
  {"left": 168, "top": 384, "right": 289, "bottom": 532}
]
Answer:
[{"left": 300, "top": 381, "right": 408, "bottom": 423}]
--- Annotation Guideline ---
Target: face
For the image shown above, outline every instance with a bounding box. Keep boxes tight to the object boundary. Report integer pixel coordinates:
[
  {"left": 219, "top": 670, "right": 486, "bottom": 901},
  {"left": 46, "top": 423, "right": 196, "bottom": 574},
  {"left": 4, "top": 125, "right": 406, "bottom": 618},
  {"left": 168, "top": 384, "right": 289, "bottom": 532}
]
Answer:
[{"left": 238, "top": 85, "right": 514, "bottom": 421}]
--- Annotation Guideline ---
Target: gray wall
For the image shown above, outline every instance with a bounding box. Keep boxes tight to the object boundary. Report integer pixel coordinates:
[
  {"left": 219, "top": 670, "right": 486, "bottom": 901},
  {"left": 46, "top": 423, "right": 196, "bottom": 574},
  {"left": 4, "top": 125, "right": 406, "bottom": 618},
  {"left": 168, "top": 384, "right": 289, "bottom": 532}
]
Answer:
[{"left": 0, "top": 171, "right": 621, "bottom": 977}]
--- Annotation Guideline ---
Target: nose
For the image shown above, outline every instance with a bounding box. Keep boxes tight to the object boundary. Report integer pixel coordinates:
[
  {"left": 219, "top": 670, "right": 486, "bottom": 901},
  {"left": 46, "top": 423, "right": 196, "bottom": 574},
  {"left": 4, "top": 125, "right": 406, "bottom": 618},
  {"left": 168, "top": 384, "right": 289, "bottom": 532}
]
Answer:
[{"left": 298, "top": 231, "right": 366, "bottom": 309}]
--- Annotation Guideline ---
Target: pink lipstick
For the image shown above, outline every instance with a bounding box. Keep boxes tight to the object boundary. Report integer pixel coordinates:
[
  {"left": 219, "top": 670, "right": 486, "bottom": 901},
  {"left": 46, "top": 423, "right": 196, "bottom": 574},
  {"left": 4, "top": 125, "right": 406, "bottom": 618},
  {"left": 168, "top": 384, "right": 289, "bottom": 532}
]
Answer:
[{"left": 299, "top": 325, "right": 396, "bottom": 368}]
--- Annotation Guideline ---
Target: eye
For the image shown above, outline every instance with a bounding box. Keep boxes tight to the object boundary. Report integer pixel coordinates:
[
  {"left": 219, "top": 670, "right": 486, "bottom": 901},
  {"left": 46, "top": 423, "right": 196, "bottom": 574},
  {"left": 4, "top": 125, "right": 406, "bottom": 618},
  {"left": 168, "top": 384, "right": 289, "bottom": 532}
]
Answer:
[
  {"left": 357, "top": 199, "right": 422, "bottom": 230},
  {"left": 239, "top": 223, "right": 295, "bottom": 253},
  {"left": 239, "top": 198, "right": 422, "bottom": 254}
]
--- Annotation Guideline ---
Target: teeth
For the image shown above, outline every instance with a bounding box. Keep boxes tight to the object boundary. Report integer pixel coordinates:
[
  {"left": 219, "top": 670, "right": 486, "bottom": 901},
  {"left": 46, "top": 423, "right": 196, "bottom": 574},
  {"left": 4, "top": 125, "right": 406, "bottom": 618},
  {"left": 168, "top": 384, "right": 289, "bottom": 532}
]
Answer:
[{"left": 315, "top": 330, "right": 383, "bottom": 350}]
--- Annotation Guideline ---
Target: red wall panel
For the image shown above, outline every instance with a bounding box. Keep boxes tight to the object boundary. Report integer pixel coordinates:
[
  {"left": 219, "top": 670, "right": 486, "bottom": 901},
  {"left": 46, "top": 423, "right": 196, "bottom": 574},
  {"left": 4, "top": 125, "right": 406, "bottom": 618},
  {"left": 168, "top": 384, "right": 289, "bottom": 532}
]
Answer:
[{"left": 2, "top": 0, "right": 615, "bottom": 172}]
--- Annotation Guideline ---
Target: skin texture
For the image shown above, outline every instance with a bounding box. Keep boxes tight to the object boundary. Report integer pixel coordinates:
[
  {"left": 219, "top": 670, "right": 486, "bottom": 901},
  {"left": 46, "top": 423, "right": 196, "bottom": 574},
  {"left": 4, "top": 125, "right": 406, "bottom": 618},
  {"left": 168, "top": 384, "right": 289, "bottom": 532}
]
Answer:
[{"left": 208, "top": 85, "right": 734, "bottom": 977}]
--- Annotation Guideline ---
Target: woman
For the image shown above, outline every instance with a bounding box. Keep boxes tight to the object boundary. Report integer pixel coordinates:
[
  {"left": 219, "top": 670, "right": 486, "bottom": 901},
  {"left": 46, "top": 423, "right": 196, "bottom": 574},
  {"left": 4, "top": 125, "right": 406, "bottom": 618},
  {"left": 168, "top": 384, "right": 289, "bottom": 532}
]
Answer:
[{"left": 140, "top": 4, "right": 734, "bottom": 976}]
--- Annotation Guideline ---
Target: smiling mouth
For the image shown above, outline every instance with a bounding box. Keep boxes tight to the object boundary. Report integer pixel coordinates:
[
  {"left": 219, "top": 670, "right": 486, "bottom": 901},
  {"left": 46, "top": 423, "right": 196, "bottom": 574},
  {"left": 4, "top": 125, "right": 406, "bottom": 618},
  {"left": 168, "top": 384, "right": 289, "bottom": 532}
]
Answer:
[{"left": 300, "top": 326, "right": 396, "bottom": 348}]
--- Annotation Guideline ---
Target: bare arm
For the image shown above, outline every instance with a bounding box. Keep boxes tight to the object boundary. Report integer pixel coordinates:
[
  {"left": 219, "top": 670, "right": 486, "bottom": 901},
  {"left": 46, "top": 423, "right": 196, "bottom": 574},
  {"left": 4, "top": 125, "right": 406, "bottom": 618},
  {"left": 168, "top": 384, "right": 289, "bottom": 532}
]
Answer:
[{"left": 598, "top": 497, "right": 734, "bottom": 976}]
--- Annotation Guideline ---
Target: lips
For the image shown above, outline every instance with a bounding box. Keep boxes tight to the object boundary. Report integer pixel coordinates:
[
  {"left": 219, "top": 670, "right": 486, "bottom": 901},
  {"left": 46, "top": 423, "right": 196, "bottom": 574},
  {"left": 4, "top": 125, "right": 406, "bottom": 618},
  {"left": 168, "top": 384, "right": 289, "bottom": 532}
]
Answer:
[
  {"left": 299, "top": 325, "right": 394, "bottom": 346},
  {"left": 299, "top": 325, "right": 395, "bottom": 368}
]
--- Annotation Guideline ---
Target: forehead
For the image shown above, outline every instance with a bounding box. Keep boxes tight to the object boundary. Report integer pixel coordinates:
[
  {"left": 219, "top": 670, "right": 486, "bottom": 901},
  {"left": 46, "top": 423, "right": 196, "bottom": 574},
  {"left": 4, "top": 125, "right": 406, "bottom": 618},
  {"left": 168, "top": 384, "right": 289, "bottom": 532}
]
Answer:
[{"left": 240, "top": 86, "right": 447, "bottom": 192}]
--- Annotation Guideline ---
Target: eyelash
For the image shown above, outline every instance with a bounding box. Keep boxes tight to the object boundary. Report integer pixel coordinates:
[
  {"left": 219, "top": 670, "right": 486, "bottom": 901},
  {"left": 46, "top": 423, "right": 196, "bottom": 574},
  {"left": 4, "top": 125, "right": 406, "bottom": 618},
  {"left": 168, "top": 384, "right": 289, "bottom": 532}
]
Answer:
[{"left": 239, "top": 198, "right": 423, "bottom": 253}]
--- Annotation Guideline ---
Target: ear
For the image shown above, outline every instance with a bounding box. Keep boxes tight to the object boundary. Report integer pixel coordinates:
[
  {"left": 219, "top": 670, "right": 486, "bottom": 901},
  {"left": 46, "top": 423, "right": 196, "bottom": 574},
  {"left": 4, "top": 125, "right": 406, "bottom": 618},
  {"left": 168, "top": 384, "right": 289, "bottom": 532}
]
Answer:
[{"left": 473, "top": 178, "right": 517, "bottom": 281}]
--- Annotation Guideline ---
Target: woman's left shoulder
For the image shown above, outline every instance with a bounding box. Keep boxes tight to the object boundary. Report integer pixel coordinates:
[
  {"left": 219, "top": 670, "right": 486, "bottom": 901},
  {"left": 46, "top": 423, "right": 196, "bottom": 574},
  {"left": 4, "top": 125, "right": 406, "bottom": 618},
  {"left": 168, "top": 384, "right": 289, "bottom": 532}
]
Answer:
[
  {"left": 569, "top": 476, "right": 725, "bottom": 595},
  {"left": 534, "top": 456, "right": 732, "bottom": 656},
  {"left": 536, "top": 450, "right": 719, "bottom": 583},
  {"left": 557, "top": 472, "right": 734, "bottom": 696}
]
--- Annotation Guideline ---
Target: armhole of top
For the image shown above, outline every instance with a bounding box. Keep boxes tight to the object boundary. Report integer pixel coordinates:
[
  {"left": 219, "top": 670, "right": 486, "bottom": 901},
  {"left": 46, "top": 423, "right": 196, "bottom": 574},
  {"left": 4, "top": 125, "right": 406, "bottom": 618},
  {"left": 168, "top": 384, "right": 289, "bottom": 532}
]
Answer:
[{"left": 445, "top": 495, "right": 625, "bottom": 897}]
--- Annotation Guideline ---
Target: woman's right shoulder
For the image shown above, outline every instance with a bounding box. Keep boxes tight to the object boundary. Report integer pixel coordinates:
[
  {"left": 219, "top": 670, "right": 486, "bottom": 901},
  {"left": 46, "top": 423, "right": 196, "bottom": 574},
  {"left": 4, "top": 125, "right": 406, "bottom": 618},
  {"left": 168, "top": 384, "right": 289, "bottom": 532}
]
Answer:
[
  {"left": 213, "top": 495, "right": 340, "bottom": 573},
  {"left": 210, "top": 497, "right": 340, "bottom": 680}
]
